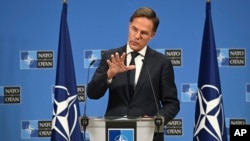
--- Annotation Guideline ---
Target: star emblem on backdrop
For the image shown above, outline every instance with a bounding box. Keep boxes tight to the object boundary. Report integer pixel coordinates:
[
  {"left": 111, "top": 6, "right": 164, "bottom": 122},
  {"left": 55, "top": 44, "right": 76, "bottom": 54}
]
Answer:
[
  {"left": 24, "top": 55, "right": 34, "bottom": 65},
  {"left": 25, "top": 124, "right": 35, "bottom": 135}
]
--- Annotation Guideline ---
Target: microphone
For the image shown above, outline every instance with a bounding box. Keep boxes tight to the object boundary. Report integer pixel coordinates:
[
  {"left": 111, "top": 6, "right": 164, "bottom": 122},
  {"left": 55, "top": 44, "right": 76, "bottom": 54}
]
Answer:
[
  {"left": 83, "top": 59, "right": 95, "bottom": 116},
  {"left": 141, "top": 59, "right": 164, "bottom": 133},
  {"left": 81, "top": 59, "right": 95, "bottom": 141},
  {"left": 89, "top": 59, "right": 96, "bottom": 66}
]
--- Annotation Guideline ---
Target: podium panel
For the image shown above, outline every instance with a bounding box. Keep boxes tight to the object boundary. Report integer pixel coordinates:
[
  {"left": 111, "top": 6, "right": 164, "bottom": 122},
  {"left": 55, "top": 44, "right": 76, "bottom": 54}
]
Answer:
[{"left": 80, "top": 117, "right": 155, "bottom": 141}]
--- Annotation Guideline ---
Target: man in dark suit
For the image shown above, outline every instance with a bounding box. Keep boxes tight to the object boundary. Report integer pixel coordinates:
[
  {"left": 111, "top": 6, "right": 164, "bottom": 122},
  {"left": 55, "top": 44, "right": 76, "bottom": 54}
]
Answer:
[{"left": 87, "top": 7, "right": 180, "bottom": 141}]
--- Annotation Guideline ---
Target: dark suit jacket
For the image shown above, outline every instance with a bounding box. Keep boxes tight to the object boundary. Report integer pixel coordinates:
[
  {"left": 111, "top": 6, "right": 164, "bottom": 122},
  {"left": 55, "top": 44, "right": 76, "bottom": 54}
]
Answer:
[{"left": 87, "top": 45, "right": 180, "bottom": 141}]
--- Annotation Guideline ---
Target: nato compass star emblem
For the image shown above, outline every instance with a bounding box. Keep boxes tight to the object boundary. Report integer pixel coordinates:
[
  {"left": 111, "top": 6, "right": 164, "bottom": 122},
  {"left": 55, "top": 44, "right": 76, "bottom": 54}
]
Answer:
[
  {"left": 25, "top": 124, "right": 35, "bottom": 135},
  {"left": 217, "top": 52, "right": 226, "bottom": 64},
  {"left": 115, "top": 135, "right": 128, "bottom": 141},
  {"left": 24, "top": 55, "right": 34, "bottom": 66},
  {"left": 186, "top": 87, "right": 197, "bottom": 100},
  {"left": 193, "top": 84, "right": 226, "bottom": 141},
  {"left": 52, "top": 85, "right": 78, "bottom": 140}
]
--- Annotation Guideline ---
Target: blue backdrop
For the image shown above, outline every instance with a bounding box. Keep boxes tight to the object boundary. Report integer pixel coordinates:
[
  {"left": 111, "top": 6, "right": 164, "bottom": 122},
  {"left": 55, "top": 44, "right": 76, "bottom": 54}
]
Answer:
[{"left": 0, "top": 0, "right": 249, "bottom": 141}]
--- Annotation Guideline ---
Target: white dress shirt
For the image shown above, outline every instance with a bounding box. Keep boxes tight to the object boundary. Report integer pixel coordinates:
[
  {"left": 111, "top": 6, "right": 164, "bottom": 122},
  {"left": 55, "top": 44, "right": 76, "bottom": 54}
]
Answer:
[{"left": 126, "top": 44, "right": 147, "bottom": 85}]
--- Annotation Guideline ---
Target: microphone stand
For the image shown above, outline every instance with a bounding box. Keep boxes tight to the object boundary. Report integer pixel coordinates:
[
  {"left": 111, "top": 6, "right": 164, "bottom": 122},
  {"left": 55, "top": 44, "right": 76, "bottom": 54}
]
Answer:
[
  {"left": 142, "top": 59, "right": 164, "bottom": 133},
  {"left": 81, "top": 59, "right": 95, "bottom": 141}
]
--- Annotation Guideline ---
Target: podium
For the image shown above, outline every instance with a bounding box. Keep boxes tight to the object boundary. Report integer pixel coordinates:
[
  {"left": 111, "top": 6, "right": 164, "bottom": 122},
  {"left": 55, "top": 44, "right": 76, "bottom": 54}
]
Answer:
[{"left": 79, "top": 117, "right": 158, "bottom": 141}]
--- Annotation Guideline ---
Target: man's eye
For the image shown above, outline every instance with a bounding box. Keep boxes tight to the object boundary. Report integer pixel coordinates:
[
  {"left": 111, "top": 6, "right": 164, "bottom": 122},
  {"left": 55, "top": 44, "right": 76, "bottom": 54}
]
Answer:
[{"left": 141, "top": 32, "right": 149, "bottom": 36}]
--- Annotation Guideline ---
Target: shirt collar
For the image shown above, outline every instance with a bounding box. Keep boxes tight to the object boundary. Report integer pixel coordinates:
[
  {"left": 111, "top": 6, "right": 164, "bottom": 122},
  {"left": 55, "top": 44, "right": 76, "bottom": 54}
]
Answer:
[{"left": 126, "top": 43, "right": 147, "bottom": 57}]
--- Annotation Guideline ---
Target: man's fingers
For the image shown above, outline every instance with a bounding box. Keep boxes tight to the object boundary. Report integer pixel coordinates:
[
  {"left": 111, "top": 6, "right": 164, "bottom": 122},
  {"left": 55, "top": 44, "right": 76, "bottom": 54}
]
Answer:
[
  {"left": 111, "top": 54, "right": 116, "bottom": 63},
  {"left": 115, "top": 52, "right": 120, "bottom": 62},
  {"left": 107, "top": 59, "right": 112, "bottom": 65},
  {"left": 126, "top": 65, "right": 136, "bottom": 70},
  {"left": 120, "top": 52, "right": 126, "bottom": 61}
]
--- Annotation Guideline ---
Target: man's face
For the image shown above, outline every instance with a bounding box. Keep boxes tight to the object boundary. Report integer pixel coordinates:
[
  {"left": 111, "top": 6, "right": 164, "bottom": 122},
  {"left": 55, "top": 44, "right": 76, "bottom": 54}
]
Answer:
[{"left": 128, "top": 17, "right": 155, "bottom": 52}]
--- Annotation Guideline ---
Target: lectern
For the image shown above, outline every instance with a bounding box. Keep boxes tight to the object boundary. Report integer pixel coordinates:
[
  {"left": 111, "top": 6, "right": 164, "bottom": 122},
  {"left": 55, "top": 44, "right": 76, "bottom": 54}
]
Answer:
[{"left": 79, "top": 117, "right": 158, "bottom": 141}]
